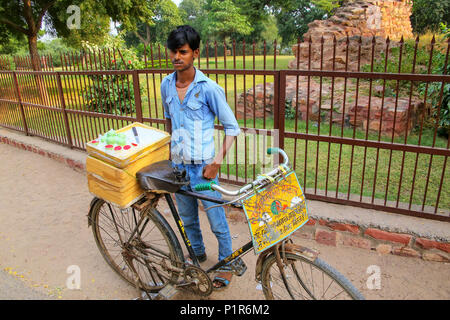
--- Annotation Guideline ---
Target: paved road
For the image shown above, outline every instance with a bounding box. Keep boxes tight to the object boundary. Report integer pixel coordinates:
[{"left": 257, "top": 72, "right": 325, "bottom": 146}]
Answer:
[
  {"left": 0, "top": 270, "right": 51, "bottom": 300},
  {"left": 0, "top": 142, "right": 449, "bottom": 300}
]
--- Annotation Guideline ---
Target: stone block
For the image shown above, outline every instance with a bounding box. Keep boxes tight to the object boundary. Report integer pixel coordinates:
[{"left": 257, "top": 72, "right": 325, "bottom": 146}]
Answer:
[
  {"left": 415, "top": 238, "right": 450, "bottom": 254},
  {"left": 392, "top": 247, "right": 421, "bottom": 258},
  {"left": 364, "top": 228, "right": 412, "bottom": 245},
  {"left": 315, "top": 229, "right": 337, "bottom": 246}
]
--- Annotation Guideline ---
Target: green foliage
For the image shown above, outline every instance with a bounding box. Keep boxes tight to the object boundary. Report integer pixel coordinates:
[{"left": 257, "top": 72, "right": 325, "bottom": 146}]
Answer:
[
  {"left": 0, "top": 0, "right": 158, "bottom": 69},
  {"left": 274, "top": 0, "right": 327, "bottom": 47},
  {"left": 285, "top": 100, "right": 296, "bottom": 120},
  {"left": 179, "top": 0, "right": 207, "bottom": 38},
  {"left": 200, "top": 0, "right": 253, "bottom": 41},
  {"left": 123, "top": 0, "right": 183, "bottom": 47},
  {"left": 83, "top": 60, "right": 136, "bottom": 115},
  {"left": 417, "top": 24, "right": 450, "bottom": 135},
  {"left": 311, "top": 0, "right": 340, "bottom": 14},
  {"left": 60, "top": 0, "right": 110, "bottom": 49},
  {"left": 410, "top": 0, "right": 450, "bottom": 34},
  {"left": 0, "top": 28, "right": 26, "bottom": 55},
  {"left": 361, "top": 38, "right": 447, "bottom": 91},
  {"left": 81, "top": 35, "right": 143, "bottom": 115}
]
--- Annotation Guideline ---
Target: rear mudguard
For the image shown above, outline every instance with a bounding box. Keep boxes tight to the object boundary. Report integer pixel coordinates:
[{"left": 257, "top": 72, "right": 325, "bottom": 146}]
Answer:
[
  {"left": 87, "top": 197, "right": 101, "bottom": 228},
  {"left": 254, "top": 242, "right": 320, "bottom": 282}
]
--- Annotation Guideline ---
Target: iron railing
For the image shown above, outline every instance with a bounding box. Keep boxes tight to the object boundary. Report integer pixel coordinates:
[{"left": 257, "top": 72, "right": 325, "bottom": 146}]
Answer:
[{"left": 0, "top": 36, "right": 449, "bottom": 222}]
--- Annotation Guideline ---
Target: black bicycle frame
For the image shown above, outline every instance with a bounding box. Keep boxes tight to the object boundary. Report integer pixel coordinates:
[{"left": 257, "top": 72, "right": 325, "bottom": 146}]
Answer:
[{"left": 163, "top": 191, "right": 253, "bottom": 273}]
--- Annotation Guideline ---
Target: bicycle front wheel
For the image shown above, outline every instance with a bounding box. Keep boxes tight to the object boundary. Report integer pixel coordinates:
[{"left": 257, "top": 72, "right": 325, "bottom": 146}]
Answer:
[
  {"left": 260, "top": 253, "right": 364, "bottom": 300},
  {"left": 90, "top": 198, "right": 184, "bottom": 292}
]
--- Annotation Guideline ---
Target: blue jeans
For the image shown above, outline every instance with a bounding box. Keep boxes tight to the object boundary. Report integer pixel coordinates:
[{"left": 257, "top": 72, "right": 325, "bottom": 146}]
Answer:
[{"left": 173, "top": 161, "right": 232, "bottom": 261}]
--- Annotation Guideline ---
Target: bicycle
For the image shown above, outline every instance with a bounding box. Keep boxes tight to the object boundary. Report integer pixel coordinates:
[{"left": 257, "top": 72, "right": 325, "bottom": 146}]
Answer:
[{"left": 87, "top": 147, "right": 365, "bottom": 300}]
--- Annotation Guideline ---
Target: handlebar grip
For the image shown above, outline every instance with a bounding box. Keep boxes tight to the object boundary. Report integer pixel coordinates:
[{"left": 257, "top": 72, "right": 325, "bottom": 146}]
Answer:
[
  {"left": 267, "top": 147, "right": 281, "bottom": 155},
  {"left": 193, "top": 181, "right": 216, "bottom": 191}
]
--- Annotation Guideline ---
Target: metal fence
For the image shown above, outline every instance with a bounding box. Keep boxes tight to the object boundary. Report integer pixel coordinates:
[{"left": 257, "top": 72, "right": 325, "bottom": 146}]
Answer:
[{"left": 0, "top": 36, "right": 449, "bottom": 222}]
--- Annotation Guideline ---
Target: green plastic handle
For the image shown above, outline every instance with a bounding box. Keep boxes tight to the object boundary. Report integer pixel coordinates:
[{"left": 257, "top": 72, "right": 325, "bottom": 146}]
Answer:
[
  {"left": 267, "top": 147, "right": 281, "bottom": 155},
  {"left": 193, "top": 181, "right": 216, "bottom": 191}
]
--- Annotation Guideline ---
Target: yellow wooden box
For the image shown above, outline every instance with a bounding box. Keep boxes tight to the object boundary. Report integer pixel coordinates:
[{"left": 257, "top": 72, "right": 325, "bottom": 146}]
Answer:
[
  {"left": 85, "top": 122, "right": 171, "bottom": 208},
  {"left": 86, "top": 144, "right": 169, "bottom": 208},
  {"left": 86, "top": 122, "right": 171, "bottom": 169}
]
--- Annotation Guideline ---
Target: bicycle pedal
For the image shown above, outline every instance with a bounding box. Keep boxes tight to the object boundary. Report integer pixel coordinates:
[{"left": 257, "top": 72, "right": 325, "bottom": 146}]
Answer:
[
  {"left": 217, "top": 258, "right": 247, "bottom": 277},
  {"left": 235, "top": 261, "right": 247, "bottom": 277},
  {"left": 154, "top": 284, "right": 179, "bottom": 300}
]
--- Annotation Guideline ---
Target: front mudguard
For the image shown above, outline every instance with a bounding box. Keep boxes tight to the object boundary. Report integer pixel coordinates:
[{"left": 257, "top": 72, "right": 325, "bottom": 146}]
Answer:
[{"left": 254, "top": 242, "right": 320, "bottom": 282}]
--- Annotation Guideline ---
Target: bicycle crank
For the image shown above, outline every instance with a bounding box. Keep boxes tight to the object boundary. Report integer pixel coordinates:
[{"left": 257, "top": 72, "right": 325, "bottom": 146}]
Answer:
[{"left": 179, "top": 265, "right": 213, "bottom": 296}]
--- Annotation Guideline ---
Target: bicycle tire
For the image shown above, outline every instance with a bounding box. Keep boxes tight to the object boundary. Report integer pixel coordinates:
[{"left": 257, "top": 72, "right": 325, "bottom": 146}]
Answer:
[
  {"left": 90, "top": 198, "right": 184, "bottom": 292},
  {"left": 260, "top": 252, "right": 364, "bottom": 300}
]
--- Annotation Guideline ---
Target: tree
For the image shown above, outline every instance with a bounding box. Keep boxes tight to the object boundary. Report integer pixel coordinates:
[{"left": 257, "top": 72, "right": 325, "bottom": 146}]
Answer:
[
  {"left": 274, "top": 0, "right": 327, "bottom": 46},
  {"left": 410, "top": 0, "right": 450, "bottom": 34},
  {"left": 200, "top": 0, "right": 253, "bottom": 41},
  {"left": 0, "top": 25, "right": 27, "bottom": 55},
  {"left": 0, "top": 0, "right": 157, "bottom": 71},
  {"left": 124, "top": 0, "right": 183, "bottom": 47},
  {"left": 179, "top": 0, "right": 206, "bottom": 37},
  {"left": 61, "top": 1, "right": 111, "bottom": 48}
]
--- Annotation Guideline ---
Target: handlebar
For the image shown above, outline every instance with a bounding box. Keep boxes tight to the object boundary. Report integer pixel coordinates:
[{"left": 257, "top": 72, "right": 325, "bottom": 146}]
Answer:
[{"left": 193, "top": 148, "right": 290, "bottom": 196}]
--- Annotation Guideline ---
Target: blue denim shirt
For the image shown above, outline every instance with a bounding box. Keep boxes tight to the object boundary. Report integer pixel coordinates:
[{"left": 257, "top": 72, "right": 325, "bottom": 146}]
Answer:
[{"left": 161, "top": 68, "right": 241, "bottom": 164}]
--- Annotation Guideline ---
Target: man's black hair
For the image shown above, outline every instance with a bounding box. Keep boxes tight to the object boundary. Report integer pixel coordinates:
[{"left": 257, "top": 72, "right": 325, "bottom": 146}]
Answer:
[{"left": 167, "top": 25, "right": 200, "bottom": 51}]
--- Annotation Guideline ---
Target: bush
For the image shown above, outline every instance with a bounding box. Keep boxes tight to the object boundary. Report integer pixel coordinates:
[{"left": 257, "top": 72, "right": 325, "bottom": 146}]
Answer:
[
  {"left": 418, "top": 24, "right": 450, "bottom": 136},
  {"left": 362, "top": 36, "right": 447, "bottom": 94},
  {"left": 83, "top": 59, "right": 136, "bottom": 115}
]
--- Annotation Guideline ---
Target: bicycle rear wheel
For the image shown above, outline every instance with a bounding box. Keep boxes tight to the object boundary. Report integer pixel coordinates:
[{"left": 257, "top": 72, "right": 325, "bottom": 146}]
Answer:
[
  {"left": 90, "top": 198, "right": 184, "bottom": 292},
  {"left": 260, "top": 252, "right": 364, "bottom": 300}
]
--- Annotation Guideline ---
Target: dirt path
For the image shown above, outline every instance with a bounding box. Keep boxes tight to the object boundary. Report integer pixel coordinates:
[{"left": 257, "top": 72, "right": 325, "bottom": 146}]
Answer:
[{"left": 0, "top": 142, "right": 449, "bottom": 300}]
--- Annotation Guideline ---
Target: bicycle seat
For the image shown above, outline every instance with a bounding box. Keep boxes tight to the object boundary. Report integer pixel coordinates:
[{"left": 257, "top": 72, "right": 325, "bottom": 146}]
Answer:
[{"left": 136, "top": 160, "right": 190, "bottom": 193}]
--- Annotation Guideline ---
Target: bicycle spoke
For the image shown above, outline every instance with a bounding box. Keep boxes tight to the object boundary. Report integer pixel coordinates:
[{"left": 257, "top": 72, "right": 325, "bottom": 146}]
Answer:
[{"left": 92, "top": 199, "right": 182, "bottom": 292}]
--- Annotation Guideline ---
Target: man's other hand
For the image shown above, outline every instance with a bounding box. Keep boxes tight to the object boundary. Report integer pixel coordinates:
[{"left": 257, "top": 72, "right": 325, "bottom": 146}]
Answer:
[{"left": 202, "top": 162, "right": 221, "bottom": 180}]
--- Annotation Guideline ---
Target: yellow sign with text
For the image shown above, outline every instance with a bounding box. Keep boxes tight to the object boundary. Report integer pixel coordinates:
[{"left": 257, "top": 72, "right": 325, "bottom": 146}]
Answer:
[{"left": 242, "top": 172, "right": 308, "bottom": 254}]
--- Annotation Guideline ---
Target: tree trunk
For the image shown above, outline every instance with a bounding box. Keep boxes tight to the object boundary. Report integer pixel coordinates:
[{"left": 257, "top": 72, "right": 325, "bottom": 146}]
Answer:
[
  {"left": 28, "top": 32, "right": 49, "bottom": 105},
  {"left": 28, "top": 33, "right": 41, "bottom": 71}
]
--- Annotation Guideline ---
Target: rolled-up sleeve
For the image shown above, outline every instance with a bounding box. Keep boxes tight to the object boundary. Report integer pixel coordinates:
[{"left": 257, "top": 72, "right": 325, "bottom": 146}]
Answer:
[{"left": 206, "top": 82, "right": 241, "bottom": 136}]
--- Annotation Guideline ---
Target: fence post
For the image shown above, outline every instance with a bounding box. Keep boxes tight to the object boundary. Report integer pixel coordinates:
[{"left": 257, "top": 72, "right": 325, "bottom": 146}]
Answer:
[
  {"left": 12, "top": 72, "right": 28, "bottom": 136},
  {"left": 274, "top": 70, "right": 286, "bottom": 163},
  {"left": 132, "top": 70, "right": 143, "bottom": 123},
  {"left": 56, "top": 72, "right": 73, "bottom": 148}
]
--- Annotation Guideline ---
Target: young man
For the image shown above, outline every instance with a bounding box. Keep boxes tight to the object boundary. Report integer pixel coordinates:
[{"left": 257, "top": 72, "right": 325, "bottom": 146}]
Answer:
[{"left": 161, "top": 25, "right": 243, "bottom": 290}]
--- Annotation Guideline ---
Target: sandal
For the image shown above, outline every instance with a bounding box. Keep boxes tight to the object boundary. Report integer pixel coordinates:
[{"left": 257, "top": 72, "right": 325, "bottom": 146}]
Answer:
[{"left": 213, "top": 271, "right": 233, "bottom": 291}]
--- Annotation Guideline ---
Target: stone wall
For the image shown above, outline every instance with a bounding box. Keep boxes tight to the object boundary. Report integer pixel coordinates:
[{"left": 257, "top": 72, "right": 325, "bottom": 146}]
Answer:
[
  {"left": 235, "top": 77, "right": 423, "bottom": 137},
  {"left": 289, "top": 0, "right": 414, "bottom": 71}
]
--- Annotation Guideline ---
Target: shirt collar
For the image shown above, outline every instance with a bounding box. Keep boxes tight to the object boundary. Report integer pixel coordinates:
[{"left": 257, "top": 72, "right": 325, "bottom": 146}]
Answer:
[{"left": 169, "top": 67, "right": 208, "bottom": 86}]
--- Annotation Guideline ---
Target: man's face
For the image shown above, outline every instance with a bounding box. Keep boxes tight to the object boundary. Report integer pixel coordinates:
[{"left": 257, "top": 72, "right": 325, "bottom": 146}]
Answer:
[{"left": 169, "top": 43, "right": 199, "bottom": 72}]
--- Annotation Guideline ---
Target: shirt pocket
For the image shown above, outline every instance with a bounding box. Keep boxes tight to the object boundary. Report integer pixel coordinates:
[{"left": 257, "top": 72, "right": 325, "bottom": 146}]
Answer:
[
  {"left": 165, "top": 95, "right": 174, "bottom": 117},
  {"left": 185, "top": 101, "right": 204, "bottom": 121}
]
